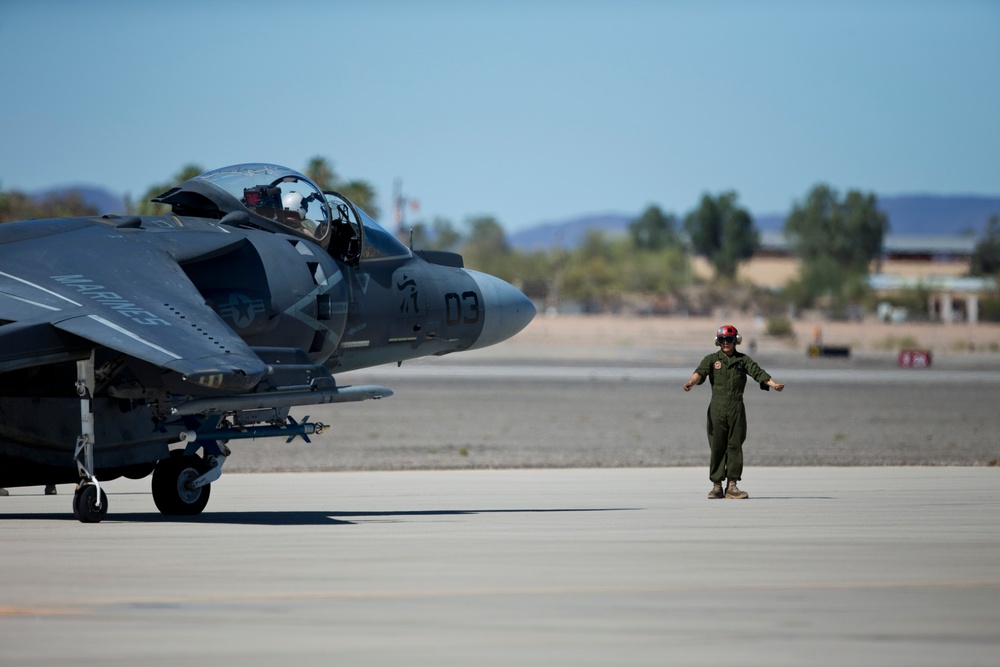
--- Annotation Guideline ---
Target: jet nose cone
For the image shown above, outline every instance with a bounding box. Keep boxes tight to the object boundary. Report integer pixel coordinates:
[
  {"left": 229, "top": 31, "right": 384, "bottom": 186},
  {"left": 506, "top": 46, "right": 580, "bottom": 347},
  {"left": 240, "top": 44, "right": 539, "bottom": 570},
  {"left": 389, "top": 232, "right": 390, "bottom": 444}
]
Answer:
[{"left": 467, "top": 270, "right": 536, "bottom": 350}]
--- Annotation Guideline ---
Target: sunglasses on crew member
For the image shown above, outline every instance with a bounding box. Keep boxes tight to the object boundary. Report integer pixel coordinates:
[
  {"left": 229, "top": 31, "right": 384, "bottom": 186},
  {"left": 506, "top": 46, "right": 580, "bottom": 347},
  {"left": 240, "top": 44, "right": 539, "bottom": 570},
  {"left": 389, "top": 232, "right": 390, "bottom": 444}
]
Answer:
[{"left": 718, "top": 336, "right": 736, "bottom": 344}]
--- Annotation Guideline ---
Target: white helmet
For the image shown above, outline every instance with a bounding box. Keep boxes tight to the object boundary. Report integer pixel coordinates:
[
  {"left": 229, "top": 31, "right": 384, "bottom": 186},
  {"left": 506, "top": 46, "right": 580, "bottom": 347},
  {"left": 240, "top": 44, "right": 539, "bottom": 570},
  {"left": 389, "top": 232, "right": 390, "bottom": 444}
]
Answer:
[{"left": 282, "top": 191, "right": 307, "bottom": 221}]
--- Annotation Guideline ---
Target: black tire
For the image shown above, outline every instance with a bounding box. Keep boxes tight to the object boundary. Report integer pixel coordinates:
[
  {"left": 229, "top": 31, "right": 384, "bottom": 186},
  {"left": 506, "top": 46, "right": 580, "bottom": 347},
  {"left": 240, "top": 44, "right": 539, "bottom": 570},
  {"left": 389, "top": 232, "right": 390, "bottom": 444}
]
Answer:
[
  {"left": 73, "top": 485, "right": 108, "bottom": 523},
  {"left": 151, "top": 454, "right": 212, "bottom": 516}
]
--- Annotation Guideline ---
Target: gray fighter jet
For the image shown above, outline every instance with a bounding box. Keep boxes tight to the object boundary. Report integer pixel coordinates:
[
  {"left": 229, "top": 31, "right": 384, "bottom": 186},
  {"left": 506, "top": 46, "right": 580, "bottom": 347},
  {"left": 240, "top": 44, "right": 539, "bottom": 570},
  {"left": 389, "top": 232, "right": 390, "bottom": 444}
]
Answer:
[{"left": 0, "top": 163, "right": 535, "bottom": 522}]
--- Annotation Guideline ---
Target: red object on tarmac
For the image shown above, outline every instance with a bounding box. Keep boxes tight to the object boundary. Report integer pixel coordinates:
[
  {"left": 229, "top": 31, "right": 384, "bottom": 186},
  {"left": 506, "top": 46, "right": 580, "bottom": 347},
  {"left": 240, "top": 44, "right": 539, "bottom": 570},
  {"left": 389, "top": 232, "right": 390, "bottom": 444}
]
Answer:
[{"left": 898, "top": 349, "right": 932, "bottom": 368}]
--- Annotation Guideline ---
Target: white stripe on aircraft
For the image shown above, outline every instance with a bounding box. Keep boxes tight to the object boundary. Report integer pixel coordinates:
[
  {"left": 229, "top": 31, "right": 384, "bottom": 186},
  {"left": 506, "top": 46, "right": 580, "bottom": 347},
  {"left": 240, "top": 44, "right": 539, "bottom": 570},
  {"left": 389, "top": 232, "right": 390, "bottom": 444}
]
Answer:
[
  {"left": 0, "top": 271, "right": 83, "bottom": 306},
  {"left": 87, "top": 314, "right": 183, "bottom": 360}
]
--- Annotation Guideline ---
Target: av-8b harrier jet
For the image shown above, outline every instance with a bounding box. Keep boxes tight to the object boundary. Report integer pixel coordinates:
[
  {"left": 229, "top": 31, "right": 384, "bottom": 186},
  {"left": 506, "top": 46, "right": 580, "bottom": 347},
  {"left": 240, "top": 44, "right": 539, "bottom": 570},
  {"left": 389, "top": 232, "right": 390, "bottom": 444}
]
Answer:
[{"left": 0, "top": 163, "right": 535, "bottom": 522}]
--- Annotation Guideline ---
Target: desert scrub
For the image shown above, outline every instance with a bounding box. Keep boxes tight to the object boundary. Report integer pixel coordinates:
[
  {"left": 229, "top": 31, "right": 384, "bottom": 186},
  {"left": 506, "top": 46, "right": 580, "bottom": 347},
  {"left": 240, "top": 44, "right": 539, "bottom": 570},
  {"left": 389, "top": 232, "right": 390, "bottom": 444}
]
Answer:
[
  {"left": 875, "top": 335, "right": 921, "bottom": 351},
  {"left": 766, "top": 316, "right": 795, "bottom": 339}
]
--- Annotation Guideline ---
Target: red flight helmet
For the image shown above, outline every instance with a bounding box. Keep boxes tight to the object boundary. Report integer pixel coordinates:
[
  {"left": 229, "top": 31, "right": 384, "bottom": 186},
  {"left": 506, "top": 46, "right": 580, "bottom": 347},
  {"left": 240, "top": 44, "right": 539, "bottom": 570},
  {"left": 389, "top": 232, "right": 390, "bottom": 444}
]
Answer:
[{"left": 715, "top": 324, "right": 742, "bottom": 346}]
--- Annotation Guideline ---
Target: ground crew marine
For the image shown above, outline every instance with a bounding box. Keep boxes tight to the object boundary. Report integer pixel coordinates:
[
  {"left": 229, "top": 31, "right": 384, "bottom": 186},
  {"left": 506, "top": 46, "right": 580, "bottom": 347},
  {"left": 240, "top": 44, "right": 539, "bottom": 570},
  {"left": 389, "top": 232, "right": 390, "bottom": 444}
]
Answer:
[{"left": 682, "top": 324, "right": 785, "bottom": 499}]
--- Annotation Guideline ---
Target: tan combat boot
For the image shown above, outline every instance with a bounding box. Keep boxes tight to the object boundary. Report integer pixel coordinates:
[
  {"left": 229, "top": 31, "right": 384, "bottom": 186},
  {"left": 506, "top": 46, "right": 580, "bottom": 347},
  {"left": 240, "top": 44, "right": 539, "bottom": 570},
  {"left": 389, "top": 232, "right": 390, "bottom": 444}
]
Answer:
[
  {"left": 708, "top": 482, "right": 724, "bottom": 499},
  {"left": 725, "top": 480, "right": 749, "bottom": 499}
]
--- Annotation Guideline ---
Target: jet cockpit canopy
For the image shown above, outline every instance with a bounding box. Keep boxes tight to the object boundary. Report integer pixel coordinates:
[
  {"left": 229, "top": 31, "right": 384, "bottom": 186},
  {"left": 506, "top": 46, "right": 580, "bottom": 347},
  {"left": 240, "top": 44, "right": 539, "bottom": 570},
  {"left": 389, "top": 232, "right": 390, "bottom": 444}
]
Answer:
[
  {"left": 195, "top": 163, "right": 332, "bottom": 242},
  {"left": 154, "top": 163, "right": 409, "bottom": 267}
]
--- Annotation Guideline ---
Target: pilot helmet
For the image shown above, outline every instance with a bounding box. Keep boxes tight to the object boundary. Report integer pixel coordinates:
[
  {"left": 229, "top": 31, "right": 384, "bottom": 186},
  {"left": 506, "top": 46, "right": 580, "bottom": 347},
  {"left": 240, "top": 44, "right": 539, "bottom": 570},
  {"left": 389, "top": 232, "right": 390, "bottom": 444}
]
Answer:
[
  {"left": 715, "top": 324, "right": 742, "bottom": 346},
  {"left": 282, "top": 191, "right": 308, "bottom": 222}
]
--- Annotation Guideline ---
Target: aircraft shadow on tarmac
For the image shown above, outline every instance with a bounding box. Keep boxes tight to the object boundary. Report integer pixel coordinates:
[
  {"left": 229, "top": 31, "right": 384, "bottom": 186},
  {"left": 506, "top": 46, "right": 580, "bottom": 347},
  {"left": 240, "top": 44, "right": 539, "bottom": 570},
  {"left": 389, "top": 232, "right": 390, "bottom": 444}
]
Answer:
[{"left": 1, "top": 507, "right": 638, "bottom": 526}]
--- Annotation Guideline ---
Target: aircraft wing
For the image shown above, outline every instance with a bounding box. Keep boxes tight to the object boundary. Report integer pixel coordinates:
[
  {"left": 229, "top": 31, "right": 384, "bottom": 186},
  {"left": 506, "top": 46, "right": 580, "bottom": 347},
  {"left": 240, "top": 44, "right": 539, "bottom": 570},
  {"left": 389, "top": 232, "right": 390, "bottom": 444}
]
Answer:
[{"left": 0, "top": 219, "right": 267, "bottom": 392}]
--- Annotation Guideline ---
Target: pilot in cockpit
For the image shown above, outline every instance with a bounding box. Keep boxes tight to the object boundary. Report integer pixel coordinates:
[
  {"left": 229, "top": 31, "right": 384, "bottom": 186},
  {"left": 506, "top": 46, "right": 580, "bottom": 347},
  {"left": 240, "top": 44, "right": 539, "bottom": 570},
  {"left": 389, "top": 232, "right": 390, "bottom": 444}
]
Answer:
[
  {"left": 282, "top": 192, "right": 308, "bottom": 225},
  {"left": 280, "top": 190, "right": 323, "bottom": 237},
  {"left": 242, "top": 184, "right": 322, "bottom": 238}
]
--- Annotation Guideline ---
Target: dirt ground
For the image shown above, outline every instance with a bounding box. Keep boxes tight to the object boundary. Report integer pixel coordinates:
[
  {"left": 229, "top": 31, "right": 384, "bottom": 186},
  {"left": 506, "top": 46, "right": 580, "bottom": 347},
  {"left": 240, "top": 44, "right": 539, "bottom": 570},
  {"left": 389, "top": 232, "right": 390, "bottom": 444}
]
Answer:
[
  {"left": 503, "top": 313, "right": 1000, "bottom": 358},
  {"left": 231, "top": 375, "right": 1000, "bottom": 472},
  {"left": 229, "top": 315, "right": 1000, "bottom": 473}
]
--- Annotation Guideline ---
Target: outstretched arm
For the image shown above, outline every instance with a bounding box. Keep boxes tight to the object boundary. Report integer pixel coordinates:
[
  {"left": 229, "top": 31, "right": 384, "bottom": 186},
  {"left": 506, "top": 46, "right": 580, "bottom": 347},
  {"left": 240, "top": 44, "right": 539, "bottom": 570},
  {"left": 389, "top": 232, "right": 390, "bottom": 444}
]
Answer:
[
  {"left": 765, "top": 377, "right": 785, "bottom": 392},
  {"left": 683, "top": 372, "right": 703, "bottom": 392}
]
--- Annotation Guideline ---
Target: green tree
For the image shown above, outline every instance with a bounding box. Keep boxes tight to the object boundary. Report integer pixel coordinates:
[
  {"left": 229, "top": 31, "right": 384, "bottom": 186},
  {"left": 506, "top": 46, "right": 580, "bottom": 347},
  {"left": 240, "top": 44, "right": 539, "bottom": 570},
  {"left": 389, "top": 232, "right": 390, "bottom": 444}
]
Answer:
[
  {"left": 412, "top": 216, "right": 462, "bottom": 251},
  {"left": 338, "top": 180, "right": 380, "bottom": 220},
  {"left": 629, "top": 205, "right": 678, "bottom": 251},
  {"left": 0, "top": 182, "right": 8, "bottom": 222},
  {"left": 785, "top": 184, "right": 888, "bottom": 272},
  {"left": 0, "top": 183, "right": 97, "bottom": 222},
  {"left": 512, "top": 249, "right": 555, "bottom": 302},
  {"left": 971, "top": 214, "right": 1000, "bottom": 276},
  {"left": 305, "top": 156, "right": 337, "bottom": 190},
  {"left": 970, "top": 215, "right": 1000, "bottom": 323},
  {"left": 38, "top": 191, "right": 98, "bottom": 218},
  {"left": 432, "top": 217, "right": 462, "bottom": 250},
  {"left": 783, "top": 184, "right": 888, "bottom": 307},
  {"left": 460, "top": 215, "right": 512, "bottom": 279},
  {"left": 304, "top": 156, "right": 380, "bottom": 219},
  {"left": 623, "top": 245, "right": 691, "bottom": 294},
  {"left": 560, "top": 230, "right": 622, "bottom": 310},
  {"left": 684, "top": 191, "right": 758, "bottom": 278}
]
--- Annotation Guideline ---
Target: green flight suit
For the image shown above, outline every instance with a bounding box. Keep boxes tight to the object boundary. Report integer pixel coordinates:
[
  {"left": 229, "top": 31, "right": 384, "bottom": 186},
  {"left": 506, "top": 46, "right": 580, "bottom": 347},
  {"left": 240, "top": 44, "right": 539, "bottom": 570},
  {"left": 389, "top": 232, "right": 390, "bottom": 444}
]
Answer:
[{"left": 693, "top": 350, "right": 772, "bottom": 484}]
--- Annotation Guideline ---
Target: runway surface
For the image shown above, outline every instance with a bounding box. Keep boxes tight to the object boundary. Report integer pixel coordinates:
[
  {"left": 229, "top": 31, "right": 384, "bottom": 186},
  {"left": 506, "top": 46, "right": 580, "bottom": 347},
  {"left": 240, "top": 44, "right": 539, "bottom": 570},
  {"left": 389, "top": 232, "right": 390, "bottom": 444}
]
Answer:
[{"left": 2, "top": 468, "right": 999, "bottom": 666}]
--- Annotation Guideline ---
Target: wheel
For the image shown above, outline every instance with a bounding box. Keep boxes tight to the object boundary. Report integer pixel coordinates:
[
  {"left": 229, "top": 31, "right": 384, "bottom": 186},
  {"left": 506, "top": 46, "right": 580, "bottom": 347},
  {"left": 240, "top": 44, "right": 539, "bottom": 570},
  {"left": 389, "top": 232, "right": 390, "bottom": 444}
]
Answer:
[
  {"left": 72, "top": 485, "right": 108, "bottom": 523},
  {"left": 151, "top": 454, "right": 211, "bottom": 516}
]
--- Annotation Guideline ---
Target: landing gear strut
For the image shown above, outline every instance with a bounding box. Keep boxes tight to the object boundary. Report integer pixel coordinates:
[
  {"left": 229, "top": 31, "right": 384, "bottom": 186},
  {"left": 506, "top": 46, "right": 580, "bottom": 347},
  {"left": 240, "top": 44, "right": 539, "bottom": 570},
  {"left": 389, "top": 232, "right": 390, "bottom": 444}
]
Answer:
[{"left": 73, "top": 351, "right": 107, "bottom": 523}]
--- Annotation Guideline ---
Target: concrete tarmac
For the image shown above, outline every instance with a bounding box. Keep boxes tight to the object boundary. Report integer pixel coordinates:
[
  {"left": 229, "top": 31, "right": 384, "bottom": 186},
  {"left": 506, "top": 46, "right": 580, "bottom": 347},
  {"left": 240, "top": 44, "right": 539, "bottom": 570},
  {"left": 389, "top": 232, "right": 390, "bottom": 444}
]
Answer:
[{"left": 2, "top": 467, "right": 998, "bottom": 666}]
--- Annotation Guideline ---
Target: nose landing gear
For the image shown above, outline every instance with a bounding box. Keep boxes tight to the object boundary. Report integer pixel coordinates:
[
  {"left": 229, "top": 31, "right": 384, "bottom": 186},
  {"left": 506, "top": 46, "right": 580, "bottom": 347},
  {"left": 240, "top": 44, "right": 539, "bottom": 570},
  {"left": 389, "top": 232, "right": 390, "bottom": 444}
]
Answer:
[
  {"left": 72, "top": 484, "right": 108, "bottom": 523},
  {"left": 73, "top": 351, "right": 107, "bottom": 523}
]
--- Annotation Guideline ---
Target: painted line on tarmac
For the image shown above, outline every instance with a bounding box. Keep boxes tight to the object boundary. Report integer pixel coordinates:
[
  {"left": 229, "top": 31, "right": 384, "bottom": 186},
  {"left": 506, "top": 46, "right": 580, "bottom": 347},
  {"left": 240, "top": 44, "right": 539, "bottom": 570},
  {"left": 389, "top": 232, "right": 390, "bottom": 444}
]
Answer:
[
  {"left": 13, "top": 578, "right": 1000, "bottom": 613},
  {"left": 0, "top": 606, "right": 90, "bottom": 616}
]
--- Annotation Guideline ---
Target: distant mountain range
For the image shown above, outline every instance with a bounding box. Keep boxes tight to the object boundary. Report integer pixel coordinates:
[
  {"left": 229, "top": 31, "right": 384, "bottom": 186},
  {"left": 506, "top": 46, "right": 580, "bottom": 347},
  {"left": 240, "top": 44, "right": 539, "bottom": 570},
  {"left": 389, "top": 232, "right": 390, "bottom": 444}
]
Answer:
[
  {"left": 509, "top": 195, "right": 1000, "bottom": 251},
  {"left": 28, "top": 186, "right": 1000, "bottom": 251}
]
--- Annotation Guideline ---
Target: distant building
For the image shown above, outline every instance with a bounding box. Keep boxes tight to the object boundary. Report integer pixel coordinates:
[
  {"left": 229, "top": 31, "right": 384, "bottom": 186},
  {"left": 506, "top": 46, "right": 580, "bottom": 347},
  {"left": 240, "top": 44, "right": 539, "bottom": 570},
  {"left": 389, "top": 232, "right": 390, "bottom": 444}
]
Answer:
[
  {"left": 713, "top": 232, "right": 994, "bottom": 323},
  {"left": 877, "top": 234, "right": 976, "bottom": 276}
]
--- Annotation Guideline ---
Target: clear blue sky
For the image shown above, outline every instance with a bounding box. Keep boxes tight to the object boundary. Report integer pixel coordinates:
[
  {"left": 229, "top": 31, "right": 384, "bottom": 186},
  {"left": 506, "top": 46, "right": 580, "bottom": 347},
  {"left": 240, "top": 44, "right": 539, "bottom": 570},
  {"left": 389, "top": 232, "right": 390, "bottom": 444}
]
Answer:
[{"left": 1, "top": 0, "right": 997, "bottom": 231}]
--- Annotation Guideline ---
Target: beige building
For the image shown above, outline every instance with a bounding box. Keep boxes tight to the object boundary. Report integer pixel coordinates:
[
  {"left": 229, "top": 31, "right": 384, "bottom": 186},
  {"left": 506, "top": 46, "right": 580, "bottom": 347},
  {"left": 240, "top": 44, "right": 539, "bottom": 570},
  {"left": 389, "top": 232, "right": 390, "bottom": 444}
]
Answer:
[{"left": 698, "top": 232, "right": 994, "bottom": 323}]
